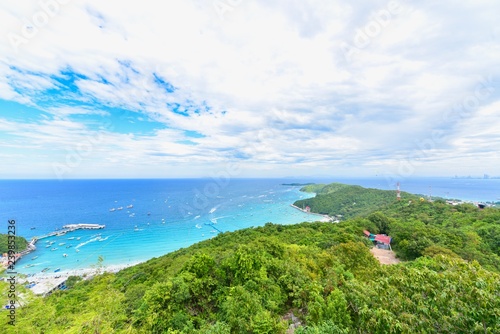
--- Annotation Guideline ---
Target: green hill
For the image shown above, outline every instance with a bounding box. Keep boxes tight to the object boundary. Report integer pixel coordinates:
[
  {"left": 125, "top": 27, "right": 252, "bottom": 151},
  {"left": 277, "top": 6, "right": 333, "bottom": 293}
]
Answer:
[
  {"left": 2, "top": 184, "right": 500, "bottom": 333},
  {"left": 294, "top": 183, "right": 419, "bottom": 219},
  {"left": 0, "top": 234, "right": 28, "bottom": 254}
]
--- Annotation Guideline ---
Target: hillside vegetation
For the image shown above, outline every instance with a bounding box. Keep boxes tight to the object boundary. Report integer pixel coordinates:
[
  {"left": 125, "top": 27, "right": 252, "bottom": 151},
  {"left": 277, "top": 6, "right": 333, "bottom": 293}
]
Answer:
[
  {"left": 294, "top": 183, "right": 418, "bottom": 219},
  {"left": 2, "top": 184, "right": 500, "bottom": 333},
  {"left": 0, "top": 234, "right": 28, "bottom": 254}
]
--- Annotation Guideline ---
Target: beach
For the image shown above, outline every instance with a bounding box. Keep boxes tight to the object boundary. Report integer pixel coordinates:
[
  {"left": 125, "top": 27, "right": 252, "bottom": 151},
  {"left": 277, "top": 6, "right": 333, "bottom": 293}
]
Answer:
[{"left": 25, "top": 262, "right": 141, "bottom": 296}]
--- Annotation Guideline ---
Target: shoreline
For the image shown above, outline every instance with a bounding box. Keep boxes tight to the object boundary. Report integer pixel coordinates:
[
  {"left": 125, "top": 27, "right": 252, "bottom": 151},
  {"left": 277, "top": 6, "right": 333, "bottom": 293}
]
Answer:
[
  {"left": 289, "top": 204, "right": 333, "bottom": 222},
  {"left": 24, "top": 261, "right": 142, "bottom": 296}
]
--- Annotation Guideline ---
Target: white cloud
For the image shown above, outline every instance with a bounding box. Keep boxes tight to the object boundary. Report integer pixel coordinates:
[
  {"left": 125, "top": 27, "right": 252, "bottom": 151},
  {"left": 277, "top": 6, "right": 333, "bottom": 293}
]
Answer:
[{"left": 0, "top": 0, "right": 499, "bottom": 178}]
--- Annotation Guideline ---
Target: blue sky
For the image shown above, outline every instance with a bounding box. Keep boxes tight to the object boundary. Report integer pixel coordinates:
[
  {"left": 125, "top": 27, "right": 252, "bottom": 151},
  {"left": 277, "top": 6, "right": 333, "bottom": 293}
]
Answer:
[{"left": 0, "top": 0, "right": 499, "bottom": 179}]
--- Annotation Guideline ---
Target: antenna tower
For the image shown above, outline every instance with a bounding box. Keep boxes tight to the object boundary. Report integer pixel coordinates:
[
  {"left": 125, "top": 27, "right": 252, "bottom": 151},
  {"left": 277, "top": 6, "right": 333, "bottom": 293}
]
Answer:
[{"left": 396, "top": 182, "right": 401, "bottom": 201}]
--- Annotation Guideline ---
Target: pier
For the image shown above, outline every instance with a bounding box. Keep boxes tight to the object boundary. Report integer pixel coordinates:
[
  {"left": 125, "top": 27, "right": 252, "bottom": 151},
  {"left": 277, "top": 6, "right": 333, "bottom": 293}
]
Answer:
[
  {"left": 9, "top": 224, "right": 105, "bottom": 265},
  {"left": 33, "top": 224, "right": 105, "bottom": 242}
]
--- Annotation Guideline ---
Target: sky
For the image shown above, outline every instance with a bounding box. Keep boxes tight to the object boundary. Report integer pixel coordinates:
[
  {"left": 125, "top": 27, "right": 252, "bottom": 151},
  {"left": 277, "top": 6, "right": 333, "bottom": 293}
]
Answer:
[{"left": 0, "top": 0, "right": 499, "bottom": 179}]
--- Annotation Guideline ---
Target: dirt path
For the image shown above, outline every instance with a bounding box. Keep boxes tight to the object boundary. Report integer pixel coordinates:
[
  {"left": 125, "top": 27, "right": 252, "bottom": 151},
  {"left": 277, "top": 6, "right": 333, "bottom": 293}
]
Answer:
[{"left": 370, "top": 247, "right": 400, "bottom": 265}]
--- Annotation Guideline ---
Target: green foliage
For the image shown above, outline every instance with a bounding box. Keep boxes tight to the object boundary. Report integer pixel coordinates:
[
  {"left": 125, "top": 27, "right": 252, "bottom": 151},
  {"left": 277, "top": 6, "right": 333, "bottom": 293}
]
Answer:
[
  {"left": 295, "top": 184, "right": 417, "bottom": 219},
  {"left": 0, "top": 233, "right": 28, "bottom": 253}
]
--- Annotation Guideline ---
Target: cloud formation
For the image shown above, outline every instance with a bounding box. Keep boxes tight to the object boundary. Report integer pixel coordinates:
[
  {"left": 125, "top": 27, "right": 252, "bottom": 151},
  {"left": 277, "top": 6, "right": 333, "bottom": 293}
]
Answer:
[{"left": 0, "top": 0, "right": 499, "bottom": 178}]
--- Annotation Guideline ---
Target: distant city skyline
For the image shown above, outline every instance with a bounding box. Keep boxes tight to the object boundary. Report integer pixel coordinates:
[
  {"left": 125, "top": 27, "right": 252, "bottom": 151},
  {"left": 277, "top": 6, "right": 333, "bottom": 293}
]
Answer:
[{"left": 1, "top": 0, "right": 499, "bottom": 179}]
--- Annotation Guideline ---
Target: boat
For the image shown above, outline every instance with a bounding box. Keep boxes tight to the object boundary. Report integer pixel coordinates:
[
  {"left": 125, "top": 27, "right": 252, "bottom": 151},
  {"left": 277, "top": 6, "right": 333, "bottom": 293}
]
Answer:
[
  {"left": 54, "top": 268, "right": 61, "bottom": 272},
  {"left": 42, "top": 267, "right": 50, "bottom": 272},
  {"left": 109, "top": 208, "right": 116, "bottom": 212},
  {"left": 117, "top": 207, "right": 123, "bottom": 210},
  {"left": 66, "top": 245, "right": 72, "bottom": 248},
  {"left": 45, "top": 245, "right": 51, "bottom": 248},
  {"left": 134, "top": 225, "right": 139, "bottom": 231},
  {"left": 76, "top": 237, "right": 81, "bottom": 240},
  {"left": 76, "top": 249, "right": 80, "bottom": 252},
  {"left": 31, "top": 256, "right": 38, "bottom": 260},
  {"left": 58, "top": 243, "right": 65, "bottom": 246},
  {"left": 51, "top": 248, "right": 58, "bottom": 251},
  {"left": 56, "top": 231, "right": 66, "bottom": 236},
  {"left": 30, "top": 227, "right": 36, "bottom": 230},
  {"left": 24, "top": 264, "right": 35, "bottom": 268},
  {"left": 67, "top": 237, "right": 75, "bottom": 240},
  {"left": 127, "top": 204, "right": 133, "bottom": 209},
  {"left": 62, "top": 254, "right": 68, "bottom": 257}
]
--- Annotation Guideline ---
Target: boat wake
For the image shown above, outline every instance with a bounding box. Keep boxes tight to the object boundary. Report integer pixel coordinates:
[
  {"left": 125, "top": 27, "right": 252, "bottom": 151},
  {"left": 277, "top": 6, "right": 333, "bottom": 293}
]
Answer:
[
  {"left": 75, "top": 236, "right": 102, "bottom": 250},
  {"left": 209, "top": 216, "right": 228, "bottom": 224}
]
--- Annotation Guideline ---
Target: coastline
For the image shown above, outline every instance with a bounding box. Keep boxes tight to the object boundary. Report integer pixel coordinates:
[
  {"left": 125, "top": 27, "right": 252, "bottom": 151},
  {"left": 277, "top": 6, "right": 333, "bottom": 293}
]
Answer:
[
  {"left": 26, "top": 262, "right": 142, "bottom": 296},
  {"left": 289, "top": 204, "right": 333, "bottom": 222}
]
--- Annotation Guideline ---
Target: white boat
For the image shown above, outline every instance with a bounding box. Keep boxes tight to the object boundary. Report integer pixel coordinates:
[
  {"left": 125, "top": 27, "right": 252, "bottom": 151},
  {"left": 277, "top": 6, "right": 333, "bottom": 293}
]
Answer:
[
  {"left": 51, "top": 248, "right": 58, "bottom": 251},
  {"left": 109, "top": 208, "right": 116, "bottom": 212},
  {"left": 117, "top": 207, "right": 123, "bottom": 210},
  {"left": 67, "top": 237, "right": 75, "bottom": 240},
  {"left": 62, "top": 254, "right": 68, "bottom": 258},
  {"left": 58, "top": 243, "right": 65, "bottom": 246},
  {"left": 127, "top": 204, "right": 133, "bottom": 209}
]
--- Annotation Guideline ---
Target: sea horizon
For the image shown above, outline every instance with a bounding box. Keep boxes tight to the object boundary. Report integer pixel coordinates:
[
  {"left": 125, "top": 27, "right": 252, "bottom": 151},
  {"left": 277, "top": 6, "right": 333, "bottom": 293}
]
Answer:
[{"left": 2, "top": 177, "right": 499, "bottom": 277}]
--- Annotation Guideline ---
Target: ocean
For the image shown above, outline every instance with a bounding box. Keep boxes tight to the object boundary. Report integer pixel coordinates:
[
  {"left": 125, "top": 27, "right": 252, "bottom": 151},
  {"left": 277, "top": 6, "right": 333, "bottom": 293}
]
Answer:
[{"left": 1, "top": 177, "right": 499, "bottom": 275}]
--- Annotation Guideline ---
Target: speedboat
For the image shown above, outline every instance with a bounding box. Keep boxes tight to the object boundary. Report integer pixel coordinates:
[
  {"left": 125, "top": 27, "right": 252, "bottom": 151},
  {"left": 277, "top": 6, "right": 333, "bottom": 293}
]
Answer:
[
  {"left": 109, "top": 208, "right": 116, "bottom": 212},
  {"left": 31, "top": 256, "right": 38, "bottom": 260},
  {"left": 51, "top": 248, "right": 58, "bottom": 251},
  {"left": 127, "top": 204, "right": 133, "bottom": 209},
  {"left": 54, "top": 268, "right": 61, "bottom": 272}
]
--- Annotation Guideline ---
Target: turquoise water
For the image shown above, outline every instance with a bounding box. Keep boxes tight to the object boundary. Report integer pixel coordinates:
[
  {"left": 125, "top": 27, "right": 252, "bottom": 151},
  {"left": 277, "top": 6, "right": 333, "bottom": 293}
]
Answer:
[
  {"left": 1, "top": 177, "right": 498, "bottom": 275},
  {"left": 1, "top": 179, "right": 319, "bottom": 274}
]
